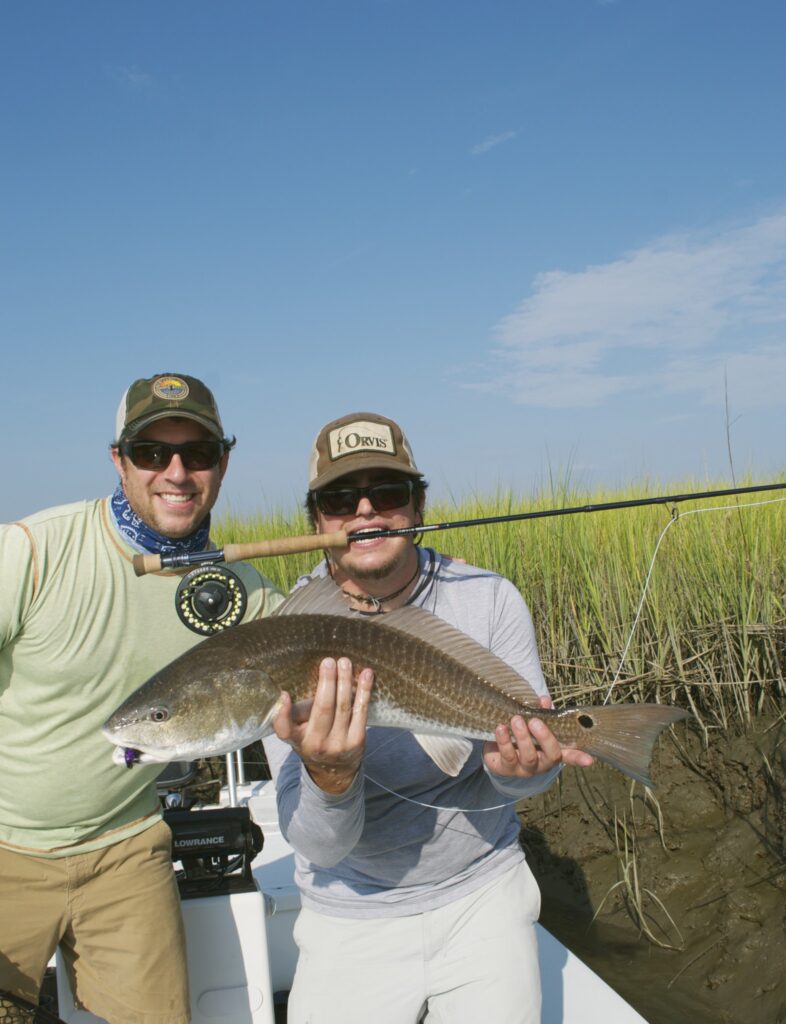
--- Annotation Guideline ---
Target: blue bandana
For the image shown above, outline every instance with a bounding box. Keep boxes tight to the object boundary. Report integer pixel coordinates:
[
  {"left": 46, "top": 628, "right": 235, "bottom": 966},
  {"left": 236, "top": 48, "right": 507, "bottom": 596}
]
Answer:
[{"left": 109, "top": 483, "right": 212, "bottom": 555}]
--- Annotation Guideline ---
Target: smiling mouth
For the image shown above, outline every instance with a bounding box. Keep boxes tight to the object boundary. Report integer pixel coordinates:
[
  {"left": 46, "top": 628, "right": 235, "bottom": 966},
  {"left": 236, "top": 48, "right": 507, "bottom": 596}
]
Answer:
[{"left": 158, "top": 493, "right": 194, "bottom": 505}]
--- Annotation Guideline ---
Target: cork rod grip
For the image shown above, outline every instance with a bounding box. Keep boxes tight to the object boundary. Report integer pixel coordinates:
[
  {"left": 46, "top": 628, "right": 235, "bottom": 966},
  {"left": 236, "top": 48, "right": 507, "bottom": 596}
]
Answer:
[
  {"left": 223, "top": 531, "right": 349, "bottom": 561},
  {"left": 131, "top": 530, "right": 349, "bottom": 577}
]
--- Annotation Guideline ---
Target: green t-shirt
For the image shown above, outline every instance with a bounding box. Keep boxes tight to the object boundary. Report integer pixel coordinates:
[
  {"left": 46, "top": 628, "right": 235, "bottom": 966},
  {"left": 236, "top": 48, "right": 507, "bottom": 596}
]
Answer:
[{"left": 0, "top": 498, "right": 283, "bottom": 856}]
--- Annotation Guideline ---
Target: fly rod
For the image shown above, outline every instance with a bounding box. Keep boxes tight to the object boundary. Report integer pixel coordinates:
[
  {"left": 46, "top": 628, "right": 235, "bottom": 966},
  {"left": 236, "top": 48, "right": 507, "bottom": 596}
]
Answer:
[{"left": 132, "top": 479, "right": 786, "bottom": 577}]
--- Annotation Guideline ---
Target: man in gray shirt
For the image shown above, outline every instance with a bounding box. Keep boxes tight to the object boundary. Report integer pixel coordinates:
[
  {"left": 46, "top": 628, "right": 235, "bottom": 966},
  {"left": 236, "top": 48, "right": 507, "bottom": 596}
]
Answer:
[{"left": 264, "top": 411, "right": 593, "bottom": 1024}]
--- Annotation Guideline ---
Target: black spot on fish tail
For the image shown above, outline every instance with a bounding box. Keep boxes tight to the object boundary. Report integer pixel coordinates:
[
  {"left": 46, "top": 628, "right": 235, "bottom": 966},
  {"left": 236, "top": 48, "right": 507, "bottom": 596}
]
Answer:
[{"left": 576, "top": 704, "right": 689, "bottom": 788}]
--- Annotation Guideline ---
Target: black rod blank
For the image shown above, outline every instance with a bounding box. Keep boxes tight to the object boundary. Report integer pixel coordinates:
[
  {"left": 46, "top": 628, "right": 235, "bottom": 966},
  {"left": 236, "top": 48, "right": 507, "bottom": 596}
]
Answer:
[{"left": 346, "top": 481, "right": 786, "bottom": 542}]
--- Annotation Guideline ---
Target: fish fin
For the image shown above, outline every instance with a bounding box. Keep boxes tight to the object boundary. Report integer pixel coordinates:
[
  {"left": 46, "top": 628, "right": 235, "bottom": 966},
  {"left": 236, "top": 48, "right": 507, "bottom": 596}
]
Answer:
[
  {"left": 572, "top": 704, "right": 689, "bottom": 787},
  {"left": 273, "top": 575, "right": 354, "bottom": 617},
  {"left": 381, "top": 606, "right": 542, "bottom": 706},
  {"left": 412, "top": 734, "right": 474, "bottom": 777}
]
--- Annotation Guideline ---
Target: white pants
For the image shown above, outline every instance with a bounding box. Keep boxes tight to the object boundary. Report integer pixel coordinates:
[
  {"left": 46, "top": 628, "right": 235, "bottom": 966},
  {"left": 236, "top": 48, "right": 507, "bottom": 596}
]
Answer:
[{"left": 287, "top": 859, "right": 542, "bottom": 1024}]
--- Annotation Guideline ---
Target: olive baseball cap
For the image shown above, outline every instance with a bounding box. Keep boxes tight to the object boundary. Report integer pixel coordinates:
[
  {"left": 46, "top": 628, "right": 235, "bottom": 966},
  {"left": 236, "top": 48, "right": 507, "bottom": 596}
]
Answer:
[
  {"left": 114, "top": 373, "right": 226, "bottom": 442},
  {"left": 308, "top": 412, "right": 423, "bottom": 490}
]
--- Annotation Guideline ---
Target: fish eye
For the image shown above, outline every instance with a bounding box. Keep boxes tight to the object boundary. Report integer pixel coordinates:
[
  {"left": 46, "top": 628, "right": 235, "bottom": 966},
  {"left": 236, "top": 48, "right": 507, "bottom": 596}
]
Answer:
[
  {"left": 150, "top": 706, "right": 170, "bottom": 723},
  {"left": 577, "top": 713, "right": 594, "bottom": 730}
]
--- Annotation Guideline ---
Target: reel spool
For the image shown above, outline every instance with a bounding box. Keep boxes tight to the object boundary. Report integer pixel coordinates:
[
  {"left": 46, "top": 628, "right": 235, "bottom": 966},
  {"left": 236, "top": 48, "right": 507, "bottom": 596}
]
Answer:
[{"left": 175, "top": 565, "right": 247, "bottom": 635}]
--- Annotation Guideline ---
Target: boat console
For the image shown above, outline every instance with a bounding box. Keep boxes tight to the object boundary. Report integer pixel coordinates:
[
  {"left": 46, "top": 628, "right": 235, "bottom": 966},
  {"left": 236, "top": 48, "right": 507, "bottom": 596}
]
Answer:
[{"left": 165, "top": 806, "right": 264, "bottom": 899}]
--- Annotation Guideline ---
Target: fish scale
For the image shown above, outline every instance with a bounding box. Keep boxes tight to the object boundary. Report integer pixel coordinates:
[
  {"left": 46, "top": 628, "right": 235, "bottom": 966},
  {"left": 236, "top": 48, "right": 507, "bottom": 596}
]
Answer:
[{"left": 300, "top": 615, "right": 520, "bottom": 735}]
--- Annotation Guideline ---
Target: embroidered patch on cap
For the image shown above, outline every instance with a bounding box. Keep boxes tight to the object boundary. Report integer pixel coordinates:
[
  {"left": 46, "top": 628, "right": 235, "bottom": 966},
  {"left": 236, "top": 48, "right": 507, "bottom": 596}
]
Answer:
[
  {"left": 328, "top": 420, "right": 396, "bottom": 462},
  {"left": 152, "top": 376, "right": 190, "bottom": 401}
]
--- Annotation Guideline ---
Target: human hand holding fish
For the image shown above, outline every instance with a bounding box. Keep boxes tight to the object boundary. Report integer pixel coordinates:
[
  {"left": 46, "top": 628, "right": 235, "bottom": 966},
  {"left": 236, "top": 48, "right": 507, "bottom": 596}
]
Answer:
[
  {"left": 483, "top": 696, "right": 595, "bottom": 779},
  {"left": 273, "top": 657, "right": 375, "bottom": 795}
]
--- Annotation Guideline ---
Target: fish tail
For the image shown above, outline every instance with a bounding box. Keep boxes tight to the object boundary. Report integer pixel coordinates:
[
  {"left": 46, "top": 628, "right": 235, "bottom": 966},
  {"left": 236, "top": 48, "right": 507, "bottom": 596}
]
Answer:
[{"left": 570, "top": 704, "right": 688, "bottom": 787}]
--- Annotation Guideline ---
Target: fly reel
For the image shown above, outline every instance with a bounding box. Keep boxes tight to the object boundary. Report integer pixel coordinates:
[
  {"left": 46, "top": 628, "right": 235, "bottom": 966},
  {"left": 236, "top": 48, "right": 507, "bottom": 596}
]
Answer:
[{"left": 175, "top": 565, "right": 247, "bottom": 635}]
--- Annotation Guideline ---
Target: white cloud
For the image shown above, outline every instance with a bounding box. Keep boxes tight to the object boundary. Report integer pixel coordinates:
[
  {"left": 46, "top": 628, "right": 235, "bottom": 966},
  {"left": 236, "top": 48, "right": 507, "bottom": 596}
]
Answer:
[
  {"left": 661, "top": 345, "right": 786, "bottom": 409},
  {"left": 105, "top": 65, "right": 153, "bottom": 90},
  {"left": 470, "top": 131, "right": 516, "bottom": 156},
  {"left": 484, "top": 210, "right": 786, "bottom": 409}
]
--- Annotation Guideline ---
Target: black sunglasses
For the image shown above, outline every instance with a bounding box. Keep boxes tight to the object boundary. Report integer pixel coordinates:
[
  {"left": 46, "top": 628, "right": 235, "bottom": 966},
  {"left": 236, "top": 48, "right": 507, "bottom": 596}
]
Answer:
[
  {"left": 118, "top": 440, "right": 227, "bottom": 472},
  {"left": 314, "top": 479, "right": 414, "bottom": 516}
]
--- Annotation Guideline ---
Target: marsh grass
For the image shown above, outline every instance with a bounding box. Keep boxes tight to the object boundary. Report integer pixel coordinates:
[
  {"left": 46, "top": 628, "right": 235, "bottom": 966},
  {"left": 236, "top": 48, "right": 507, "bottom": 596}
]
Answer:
[
  {"left": 575, "top": 769, "right": 684, "bottom": 949},
  {"left": 215, "top": 478, "right": 786, "bottom": 732},
  {"left": 591, "top": 806, "right": 685, "bottom": 950}
]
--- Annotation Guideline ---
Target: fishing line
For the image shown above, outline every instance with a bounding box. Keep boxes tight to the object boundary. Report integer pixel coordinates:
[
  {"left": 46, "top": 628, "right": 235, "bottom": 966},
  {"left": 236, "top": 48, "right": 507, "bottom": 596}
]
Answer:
[
  {"left": 363, "top": 772, "right": 517, "bottom": 814},
  {"left": 603, "top": 494, "right": 786, "bottom": 705},
  {"left": 360, "top": 733, "right": 521, "bottom": 811},
  {"left": 362, "top": 730, "right": 538, "bottom": 815}
]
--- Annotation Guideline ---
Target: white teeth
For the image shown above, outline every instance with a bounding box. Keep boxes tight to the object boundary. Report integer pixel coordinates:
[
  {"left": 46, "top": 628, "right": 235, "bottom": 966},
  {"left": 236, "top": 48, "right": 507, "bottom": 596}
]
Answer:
[
  {"left": 352, "top": 529, "right": 381, "bottom": 544},
  {"left": 160, "top": 494, "right": 192, "bottom": 504}
]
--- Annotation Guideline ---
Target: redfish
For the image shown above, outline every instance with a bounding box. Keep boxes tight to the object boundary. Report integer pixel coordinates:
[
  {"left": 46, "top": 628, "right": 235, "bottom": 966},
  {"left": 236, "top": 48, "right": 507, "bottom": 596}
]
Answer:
[{"left": 104, "top": 577, "right": 686, "bottom": 786}]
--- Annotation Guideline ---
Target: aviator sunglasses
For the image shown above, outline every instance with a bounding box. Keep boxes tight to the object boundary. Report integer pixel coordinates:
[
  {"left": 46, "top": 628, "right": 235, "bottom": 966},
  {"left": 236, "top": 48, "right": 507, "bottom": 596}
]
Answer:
[
  {"left": 314, "top": 479, "right": 414, "bottom": 516},
  {"left": 118, "top": 439, "right": 228, "bottom": 471}
]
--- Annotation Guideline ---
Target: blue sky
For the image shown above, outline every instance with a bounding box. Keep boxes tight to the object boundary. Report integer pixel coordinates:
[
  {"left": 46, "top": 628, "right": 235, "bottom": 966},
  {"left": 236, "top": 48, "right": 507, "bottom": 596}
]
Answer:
[{"left": 2, "top": 0, "right": 785, "bottom": 523}]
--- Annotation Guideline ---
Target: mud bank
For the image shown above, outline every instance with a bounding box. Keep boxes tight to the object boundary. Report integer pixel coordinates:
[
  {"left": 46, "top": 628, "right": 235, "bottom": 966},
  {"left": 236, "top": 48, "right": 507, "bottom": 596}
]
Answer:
[{"left": 521, "top": 716, "right": 786, "bottom": 1024}]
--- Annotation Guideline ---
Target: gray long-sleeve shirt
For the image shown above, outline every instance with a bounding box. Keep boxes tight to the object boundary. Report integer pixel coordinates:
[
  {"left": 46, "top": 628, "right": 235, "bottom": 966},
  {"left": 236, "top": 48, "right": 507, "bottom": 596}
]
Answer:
[{"left": 263, "top": 549, "right": 559, "bottom": 918}]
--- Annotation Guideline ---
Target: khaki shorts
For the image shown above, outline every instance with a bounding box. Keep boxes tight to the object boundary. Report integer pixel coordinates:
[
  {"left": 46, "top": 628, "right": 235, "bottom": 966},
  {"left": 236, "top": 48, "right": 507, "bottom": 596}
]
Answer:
[{"left": 0, "top": 820, "right": 189, "bottom": 1024}]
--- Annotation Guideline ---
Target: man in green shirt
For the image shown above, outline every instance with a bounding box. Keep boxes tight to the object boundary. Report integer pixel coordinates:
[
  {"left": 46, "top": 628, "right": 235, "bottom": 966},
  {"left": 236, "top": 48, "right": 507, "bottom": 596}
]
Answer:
[{"left": 0, "top": 373, "right": 282, "bottom": 1023}]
